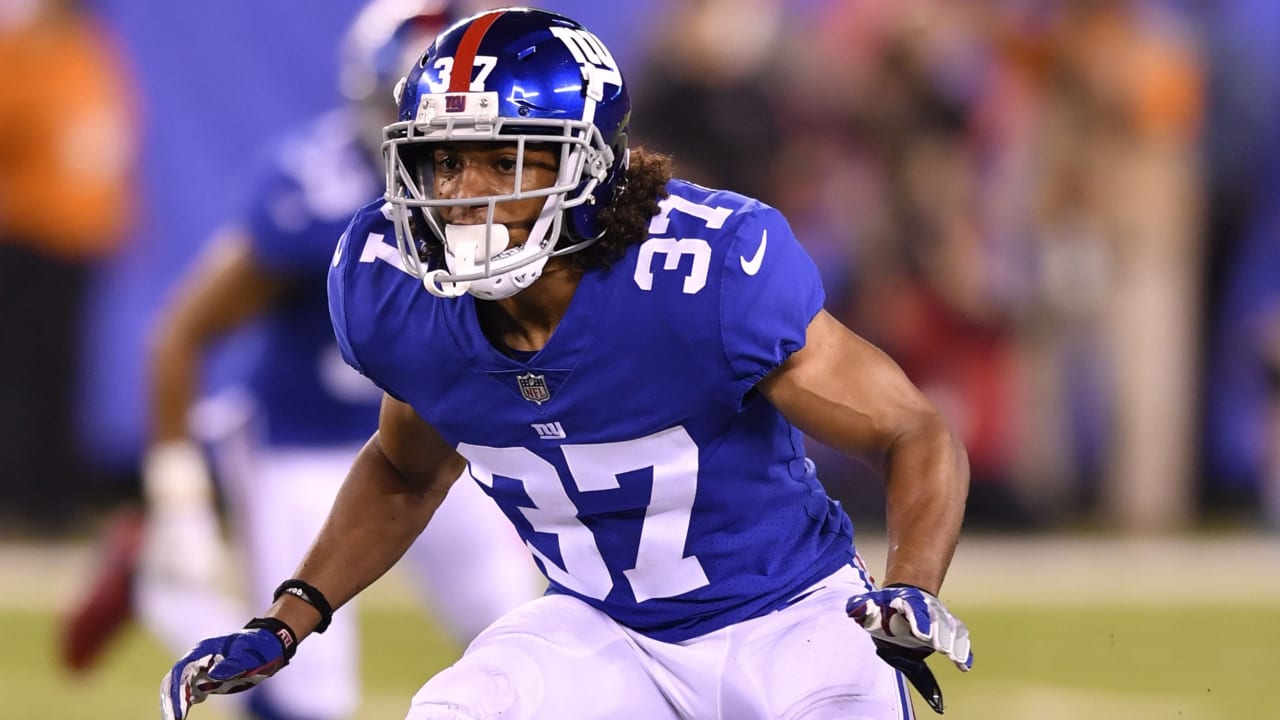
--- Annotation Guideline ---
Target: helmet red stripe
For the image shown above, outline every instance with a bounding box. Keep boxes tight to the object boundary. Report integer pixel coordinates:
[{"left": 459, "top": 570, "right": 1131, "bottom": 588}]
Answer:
[{"left": 449, "top": 10, "right": 504, "bottom": 92}]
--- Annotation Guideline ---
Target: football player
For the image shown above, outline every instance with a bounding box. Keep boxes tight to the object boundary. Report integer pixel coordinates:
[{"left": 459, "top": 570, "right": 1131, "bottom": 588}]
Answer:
[
  {"left": 161, "top": 7, "right": 973, "bottom": 720},
  {"left": 61, "top": 3, "right": 539, "bottom": 720}
]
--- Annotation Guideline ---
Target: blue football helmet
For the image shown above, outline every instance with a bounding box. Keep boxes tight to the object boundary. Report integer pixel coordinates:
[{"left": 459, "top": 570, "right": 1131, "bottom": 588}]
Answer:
[{"left": 383, "top": 7, "right": 631, "bottom": 299}]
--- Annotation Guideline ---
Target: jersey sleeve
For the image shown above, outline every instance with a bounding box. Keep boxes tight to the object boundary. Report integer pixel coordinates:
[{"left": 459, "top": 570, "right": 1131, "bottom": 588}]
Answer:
[
  {"left": 327, "top": 222, "right": 365, "bottom": 376},
  {"left": 241, "top": 150, "right": 324, "bottom": 275},
  {"left": 718, "top": 204, "right": 825, "bottom": 400},
  {"left": 326, "top": 207, "right": 407, "bottom": 404}
]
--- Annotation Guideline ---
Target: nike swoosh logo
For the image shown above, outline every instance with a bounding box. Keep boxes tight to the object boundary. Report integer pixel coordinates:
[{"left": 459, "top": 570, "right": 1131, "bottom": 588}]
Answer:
[{"left": 740, "top": 229, "right": 767, "bottom": 276}]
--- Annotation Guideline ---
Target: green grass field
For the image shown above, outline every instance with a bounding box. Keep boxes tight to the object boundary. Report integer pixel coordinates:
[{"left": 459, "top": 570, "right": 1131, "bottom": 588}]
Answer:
[
  {"left": 5, "top": 603, "right": 1275, "bottom": 718},
  {"left": 4, "top": 535, "right": 1277, "bottom": 719}
]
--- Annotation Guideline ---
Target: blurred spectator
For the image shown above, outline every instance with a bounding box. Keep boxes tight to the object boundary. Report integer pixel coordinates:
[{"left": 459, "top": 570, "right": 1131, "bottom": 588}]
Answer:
[
  {"left": 767, "top": 0, "right": 1205, "bottom": 531},
  {"left": 779, "top": 0, "right": 1041, "bottom": 527},
  {"left": 0, "top": 0, "right": 137, "bottom": 532},
  {"left": 630, "top": 0, "right": 786, "bottom": 201},
  {"left": 1029, "top": 0, "right": 1204, "bottom": 530},
  {"left": 1207, "top": 160, "right": 1280, "bottom": 528},
  {"left": 1198, "top": 0, "right": 1280, "bottom": 318},
  {"left": 1267, "top": 328, "right": 1280, "bottom": 528},
  {"left": 1197, "top": 0, "right": 1280, "bottom": 518}
]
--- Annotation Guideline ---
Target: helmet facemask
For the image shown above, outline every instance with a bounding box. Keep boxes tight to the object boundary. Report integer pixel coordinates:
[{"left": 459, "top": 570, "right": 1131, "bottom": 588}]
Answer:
[{"left": 384, "top": 95, "right": 616, "bottom": 300}]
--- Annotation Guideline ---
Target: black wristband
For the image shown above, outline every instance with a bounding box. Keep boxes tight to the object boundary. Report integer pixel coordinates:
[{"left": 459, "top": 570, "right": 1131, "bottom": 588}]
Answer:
[
  {"left": 272, "top": 579, "right": 334, "bottom": 634},
  {"left": 245, "top": 616, "right": 298, "bottom": 661}
]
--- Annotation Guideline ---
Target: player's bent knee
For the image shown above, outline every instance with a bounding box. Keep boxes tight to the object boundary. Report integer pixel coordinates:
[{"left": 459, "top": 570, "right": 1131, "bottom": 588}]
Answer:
[{"left": 407, "top": 646, "right": 539, "bottom": 720}]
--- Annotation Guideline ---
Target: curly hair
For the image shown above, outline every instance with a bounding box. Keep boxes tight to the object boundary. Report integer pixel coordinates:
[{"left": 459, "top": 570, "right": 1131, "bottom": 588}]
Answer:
[{"left": 562, "top": 147, "right": 673, "bottom": 271}]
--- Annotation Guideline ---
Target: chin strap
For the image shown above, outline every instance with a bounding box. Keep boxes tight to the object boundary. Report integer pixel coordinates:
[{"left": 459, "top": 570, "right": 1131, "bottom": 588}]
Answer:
[{"left": 423, "top": 268, "right": 470, "bottom": 298}]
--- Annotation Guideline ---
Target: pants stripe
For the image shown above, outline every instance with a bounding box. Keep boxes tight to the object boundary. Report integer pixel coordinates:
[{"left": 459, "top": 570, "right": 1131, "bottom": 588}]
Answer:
[{"left": 895, "top": 670, "right": 915, "bottom": 720}]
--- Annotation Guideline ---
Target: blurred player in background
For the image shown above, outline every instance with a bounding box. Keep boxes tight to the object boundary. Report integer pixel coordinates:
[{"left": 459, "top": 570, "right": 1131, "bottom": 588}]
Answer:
[
  {"left": 62, "top": 2, "right": 538, "bottom": 719},
  {"left": 162, "top": 7, "right": 972, "bottom": 720}
]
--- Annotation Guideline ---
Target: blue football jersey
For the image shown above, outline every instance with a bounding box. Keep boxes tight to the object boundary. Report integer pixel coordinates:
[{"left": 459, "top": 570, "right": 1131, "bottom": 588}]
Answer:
[
  {"left": 237, "top": 109, "right": 383, "bottom": 446},
  {"left": 329, "top": 181, "right": 855, "bottom": 641}
]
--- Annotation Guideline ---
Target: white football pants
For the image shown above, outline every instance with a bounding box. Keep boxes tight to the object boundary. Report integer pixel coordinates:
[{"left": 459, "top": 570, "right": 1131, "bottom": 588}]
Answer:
[{"left": 407, "top": 562, "right": 917, "bottom": 720}]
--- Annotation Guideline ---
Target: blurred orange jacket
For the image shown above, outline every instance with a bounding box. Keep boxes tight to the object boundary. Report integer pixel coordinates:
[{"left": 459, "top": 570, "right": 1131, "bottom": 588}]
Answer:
[{"left": 0, "top": 11, "right": 138, "bottom": 259}]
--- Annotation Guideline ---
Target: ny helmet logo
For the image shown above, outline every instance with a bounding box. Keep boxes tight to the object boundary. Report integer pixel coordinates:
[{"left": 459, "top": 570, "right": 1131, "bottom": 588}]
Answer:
[{"left": 517, "top": 372, "right": 550, "bottom": 404}]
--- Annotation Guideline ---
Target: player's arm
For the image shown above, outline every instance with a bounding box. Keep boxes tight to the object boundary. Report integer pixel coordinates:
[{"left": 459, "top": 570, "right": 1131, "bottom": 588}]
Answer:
[
  {"left": 160, "top": 395, "right": 464, "bottom": 720},
  {"left": 262, "top": 394, "right": 467, "bottom": 638},
  {"left": 759, "top": 309, "right": 971, "bottom": 713},
  {"left": 142, "top": 227, "right": 290, "bottom": 584},
  {"left": 149, "top": 226, "right": 288, "bottom": 445},
  {"left": 756, "top": 309, "right": 968, "bottom": 595}
]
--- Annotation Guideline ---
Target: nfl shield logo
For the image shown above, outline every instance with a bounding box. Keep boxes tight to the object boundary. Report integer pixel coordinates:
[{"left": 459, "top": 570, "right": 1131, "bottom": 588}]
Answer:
[
  {"left": 445, "top": 94, "right": 466, "bottom": 113},
  {"left": 517, "top": 373, "right": 551, "bottom": 404}
]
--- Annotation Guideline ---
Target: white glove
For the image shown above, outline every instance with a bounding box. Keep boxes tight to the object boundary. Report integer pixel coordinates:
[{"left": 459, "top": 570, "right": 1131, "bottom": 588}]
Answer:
[
  {"left": 846, "top": 583, "right": 973, "bottom": 670},
  {"left": 846, "top": 583, "right": 973, "bottom": 714},
  {"left": 139, "top": 442, "right": 228, "bottom": 588}
]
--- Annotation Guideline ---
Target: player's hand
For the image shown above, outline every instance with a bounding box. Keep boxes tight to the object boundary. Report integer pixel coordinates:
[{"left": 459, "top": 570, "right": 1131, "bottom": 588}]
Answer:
[
  {"left": 159, "top": 618, "right": 296, "bottom": 720},
  {"left": 846, "top": 584, "right": 973, "bottom": 714},
  {"left": 140, "top": 442, "right": 227, "bottom": 587},
  {"left": 141, "top": 503, "right": 227, "bottom": 586}
]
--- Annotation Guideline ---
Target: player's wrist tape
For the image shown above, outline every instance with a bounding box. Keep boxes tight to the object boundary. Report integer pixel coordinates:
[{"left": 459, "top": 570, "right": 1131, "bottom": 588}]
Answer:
[
  {"left": 272, "top": 579, "right": 334, "bottom": 634},
  {"left": 244, "top": 617, "right": 298, "bottom": 661}
]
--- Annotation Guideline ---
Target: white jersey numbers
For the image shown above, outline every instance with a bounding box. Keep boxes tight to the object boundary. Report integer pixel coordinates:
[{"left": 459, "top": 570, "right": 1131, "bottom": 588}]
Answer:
[
  {"left": 459, "top": 426, "right": 710, "bottom": 603},
  {"left": 561, "top": 426, "right": 708, "bottom": 603},
  {"left": 461, "top": 441, "right": 615, "bottom": 600},
  {"left": 357, "top": 231, "right": 410, "bottom": 274},
  {"left": 634, "top": 195, "right": 733, "bottom": 295},
  {"left": 635, "top": 238, "right": 712, "bottom": 295},
  {"left": 648, "top": 195, "right": 733, "bottom": 235}
]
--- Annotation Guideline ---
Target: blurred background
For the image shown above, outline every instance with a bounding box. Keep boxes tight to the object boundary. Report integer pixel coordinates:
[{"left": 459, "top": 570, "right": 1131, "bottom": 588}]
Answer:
[{"left": 2, "top": 0, "right": 1279, "bottom": 718}]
